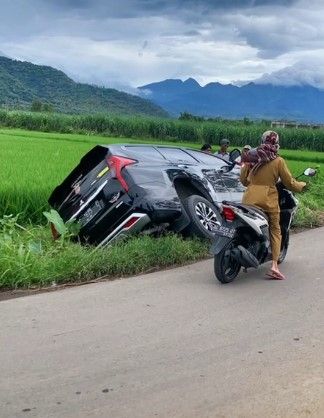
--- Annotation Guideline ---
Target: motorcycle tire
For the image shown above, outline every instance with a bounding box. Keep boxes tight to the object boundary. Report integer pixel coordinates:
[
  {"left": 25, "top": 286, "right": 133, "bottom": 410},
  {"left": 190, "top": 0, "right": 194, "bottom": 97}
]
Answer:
[
  {"left": 278, "top": 231, "right": 289, "bottom": 264},
  {"left": 214, "top": 239, "right": 241, "bottom": 284}
]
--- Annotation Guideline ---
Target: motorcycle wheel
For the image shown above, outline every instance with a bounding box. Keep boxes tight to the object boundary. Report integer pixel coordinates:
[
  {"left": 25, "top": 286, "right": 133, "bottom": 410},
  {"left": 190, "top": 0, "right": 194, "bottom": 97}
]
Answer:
[
  {"left": 214, "top": 240, "right": 241, "bottom": 284},
  {"left": 278, "top": 231, "right": 289, "bottom": 264}
]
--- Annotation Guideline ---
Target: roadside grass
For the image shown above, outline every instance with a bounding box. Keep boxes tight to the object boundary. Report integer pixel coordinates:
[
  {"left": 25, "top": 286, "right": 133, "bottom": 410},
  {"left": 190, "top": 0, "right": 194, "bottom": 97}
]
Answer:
[
  {"left": 287, "top": 161, "right": 324, "bottom": 228},
  {"left": 0, "top": 225, "right": 209, "bottom": 290}
]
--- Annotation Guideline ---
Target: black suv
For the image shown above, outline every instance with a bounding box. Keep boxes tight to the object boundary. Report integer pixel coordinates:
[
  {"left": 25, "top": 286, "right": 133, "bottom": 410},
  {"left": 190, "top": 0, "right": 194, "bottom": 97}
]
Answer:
[{"left": 48, "top": 144, "right": 244, "bottom": 245}]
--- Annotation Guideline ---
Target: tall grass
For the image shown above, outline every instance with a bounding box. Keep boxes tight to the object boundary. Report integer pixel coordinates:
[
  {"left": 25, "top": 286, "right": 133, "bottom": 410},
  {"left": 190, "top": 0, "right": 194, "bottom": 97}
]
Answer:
[{"left": 1, "top": 109, "right": 324, "bottom": 151}]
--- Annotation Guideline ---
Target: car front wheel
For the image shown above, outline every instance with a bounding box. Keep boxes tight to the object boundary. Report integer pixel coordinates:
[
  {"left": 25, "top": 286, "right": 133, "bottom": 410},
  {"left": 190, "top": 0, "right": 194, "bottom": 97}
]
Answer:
[{"left": 182, "top": 194, "right": 222, "bottom": 240}]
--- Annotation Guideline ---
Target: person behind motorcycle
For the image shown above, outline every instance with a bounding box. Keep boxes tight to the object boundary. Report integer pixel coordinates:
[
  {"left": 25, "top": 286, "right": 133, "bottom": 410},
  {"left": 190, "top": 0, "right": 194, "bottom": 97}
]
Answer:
[
  {"left": 235, "top": 144, "right": 252, "bottom": 167},
  {"left": 240, "top": 130, "right": 306, "bottom": 280},
  {"left": 201, "top": 143, "right": 213, "bottom": 153},
  {"left": 215, "top": 138, "right": 230, "bottom": 160}
]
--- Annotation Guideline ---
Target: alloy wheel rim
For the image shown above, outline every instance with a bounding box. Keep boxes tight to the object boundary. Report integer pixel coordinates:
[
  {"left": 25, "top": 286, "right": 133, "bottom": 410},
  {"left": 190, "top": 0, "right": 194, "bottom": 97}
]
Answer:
[{"left": 195, "top": 202, "right": 220, "bottom": 231}]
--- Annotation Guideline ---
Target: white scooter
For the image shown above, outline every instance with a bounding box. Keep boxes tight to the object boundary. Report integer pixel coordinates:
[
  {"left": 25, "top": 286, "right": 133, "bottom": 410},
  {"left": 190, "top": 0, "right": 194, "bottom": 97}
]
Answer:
[{"left": 210, "top": 168, "right": 316, "bottom": 284}]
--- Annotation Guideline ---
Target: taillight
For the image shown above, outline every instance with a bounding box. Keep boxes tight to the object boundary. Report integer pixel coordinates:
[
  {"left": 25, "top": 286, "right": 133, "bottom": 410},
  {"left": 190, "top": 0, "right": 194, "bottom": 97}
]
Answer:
[
  {"left": 123, "top": 216, "right": 140, "bottom": 229},
  {"left": 222, "top": 206, "right": 236, "bottom": 221},
  {"left": 106, "top": 155, "right": 136, "bottom": 192}
]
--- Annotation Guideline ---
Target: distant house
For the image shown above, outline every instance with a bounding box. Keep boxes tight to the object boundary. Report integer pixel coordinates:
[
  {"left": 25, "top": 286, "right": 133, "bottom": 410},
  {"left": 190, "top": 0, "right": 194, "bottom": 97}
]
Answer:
[{"left": 271, "top": 120, "right": 323, "bottom": 129}]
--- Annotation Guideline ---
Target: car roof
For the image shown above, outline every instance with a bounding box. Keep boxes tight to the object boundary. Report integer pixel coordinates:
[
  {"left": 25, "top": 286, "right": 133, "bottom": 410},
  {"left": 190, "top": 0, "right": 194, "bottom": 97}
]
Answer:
[{"left": 101, "top": 143, "right": 231, "bottom": 164}]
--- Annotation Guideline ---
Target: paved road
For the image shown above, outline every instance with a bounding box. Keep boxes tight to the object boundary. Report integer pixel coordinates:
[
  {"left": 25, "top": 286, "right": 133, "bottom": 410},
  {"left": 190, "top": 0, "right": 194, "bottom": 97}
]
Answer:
[{"left": 1, "top": 228, "right": 324, "bottom": 418}]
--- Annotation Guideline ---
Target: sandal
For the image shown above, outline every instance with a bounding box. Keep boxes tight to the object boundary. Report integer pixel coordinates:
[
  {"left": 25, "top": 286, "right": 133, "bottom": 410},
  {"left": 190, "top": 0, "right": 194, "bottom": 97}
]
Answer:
[{"left": 266, "top": 269, "right": 286, "bottom": 280}]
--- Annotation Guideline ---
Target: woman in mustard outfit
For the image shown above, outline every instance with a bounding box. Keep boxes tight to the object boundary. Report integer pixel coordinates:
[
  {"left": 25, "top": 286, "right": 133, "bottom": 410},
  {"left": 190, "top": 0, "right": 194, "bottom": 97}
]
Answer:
[{"left": 240, "top": 131, "right": 306, "bottom": 280}]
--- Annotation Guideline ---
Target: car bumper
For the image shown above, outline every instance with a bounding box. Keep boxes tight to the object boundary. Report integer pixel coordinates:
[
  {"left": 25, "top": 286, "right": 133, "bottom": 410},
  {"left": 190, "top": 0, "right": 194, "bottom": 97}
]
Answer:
[{"left": 96, "top": 212, "right": 151, "bottom": 247}]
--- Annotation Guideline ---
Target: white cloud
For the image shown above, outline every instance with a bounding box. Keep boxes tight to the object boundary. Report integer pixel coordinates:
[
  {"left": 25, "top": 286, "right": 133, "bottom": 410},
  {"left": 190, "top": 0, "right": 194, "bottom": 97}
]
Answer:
[
  {"left": 0, "top": 0, "right": 324, "bottom": 90},
  {"left": 255, "top": 58, "right": 324, "bottom": 89}
]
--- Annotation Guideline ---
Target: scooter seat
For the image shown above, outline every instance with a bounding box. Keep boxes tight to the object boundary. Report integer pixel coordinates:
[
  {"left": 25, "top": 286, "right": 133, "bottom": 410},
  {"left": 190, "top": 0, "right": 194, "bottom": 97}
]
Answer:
[{"left": 242, "top": 205, "right": 269, "bottom": 221}]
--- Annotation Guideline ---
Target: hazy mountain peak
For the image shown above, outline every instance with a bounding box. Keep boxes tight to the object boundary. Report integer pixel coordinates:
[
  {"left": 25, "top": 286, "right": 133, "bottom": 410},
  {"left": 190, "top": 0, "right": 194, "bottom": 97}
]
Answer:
[
  {"left": 141, "top": 76, "right": 324, "bottom": 122},
  {"left": 183, "top": 78, "right": 200, "bottom": 87}
]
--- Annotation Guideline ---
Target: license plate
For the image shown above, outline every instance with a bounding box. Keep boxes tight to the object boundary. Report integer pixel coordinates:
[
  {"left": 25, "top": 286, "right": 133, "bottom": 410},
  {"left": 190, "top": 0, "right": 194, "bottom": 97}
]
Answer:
[
  {"left": 79, "top": 199, "right": 104, "bottom": 226},
  {"left": 212, "top": 224, "right": 235, "bottom": 238}
]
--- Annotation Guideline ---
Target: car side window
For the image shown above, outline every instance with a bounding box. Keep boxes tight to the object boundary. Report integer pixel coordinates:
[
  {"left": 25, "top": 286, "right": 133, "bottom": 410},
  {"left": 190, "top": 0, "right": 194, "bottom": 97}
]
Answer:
[
  {"left": 186, "top": 150, "right": 226, "bottom": 168},
  {"left": 157, "top": 148, "right": 197, "bottom": 164},
  {"left": 123, "top": 146, "right": 165, "bottom": 161}
]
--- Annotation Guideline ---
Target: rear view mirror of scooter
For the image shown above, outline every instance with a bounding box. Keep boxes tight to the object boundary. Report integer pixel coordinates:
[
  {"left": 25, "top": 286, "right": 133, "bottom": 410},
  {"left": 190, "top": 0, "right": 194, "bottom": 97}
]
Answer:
[
  {"left": 296, "top": 167, "right": 317, "bottom": 179},
  {"left": 303, "top": 167, "right": 317, "bottom": 177}
]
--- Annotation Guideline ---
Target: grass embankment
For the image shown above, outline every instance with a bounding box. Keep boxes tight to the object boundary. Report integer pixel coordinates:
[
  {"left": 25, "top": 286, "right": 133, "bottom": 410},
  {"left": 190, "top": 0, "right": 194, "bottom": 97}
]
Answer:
[
  {"left": 0, "top": 223, "right": 208, "bottom": 289},
  {"left": 0, "top": 127, "right": 323, "bottom": 290}
]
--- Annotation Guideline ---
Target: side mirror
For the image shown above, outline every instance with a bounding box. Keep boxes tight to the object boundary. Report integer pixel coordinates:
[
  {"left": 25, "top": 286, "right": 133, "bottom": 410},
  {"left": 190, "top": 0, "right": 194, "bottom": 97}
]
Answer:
[
  {"left": 220, "top": 165, "right": 231, "bottom": 173},
  {"left": 304, "top": 168, "right": 317, "bottom": 177},
  {"left": 229, "top": 148, "right": 241, "bottom": 163}
]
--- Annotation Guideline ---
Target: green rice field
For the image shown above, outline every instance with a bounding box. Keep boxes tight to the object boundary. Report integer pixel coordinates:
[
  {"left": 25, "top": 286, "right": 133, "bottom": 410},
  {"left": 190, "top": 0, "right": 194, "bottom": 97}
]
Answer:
[{"left": 1, "top": 127, "right": 323, "bottom": 224}]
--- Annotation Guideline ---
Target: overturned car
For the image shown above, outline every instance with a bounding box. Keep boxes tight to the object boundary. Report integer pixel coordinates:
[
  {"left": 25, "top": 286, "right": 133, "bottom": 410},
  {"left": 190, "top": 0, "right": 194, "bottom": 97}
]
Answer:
[{"left": 48, "top": 144, "right": 244, "bottom": 246}]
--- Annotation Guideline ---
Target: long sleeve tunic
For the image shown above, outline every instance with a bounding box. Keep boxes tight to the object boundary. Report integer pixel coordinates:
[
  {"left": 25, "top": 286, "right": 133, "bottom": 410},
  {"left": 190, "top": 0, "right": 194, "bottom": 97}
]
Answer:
[{"left": 240, "top": 157, "right": 306, "bottom": 213}]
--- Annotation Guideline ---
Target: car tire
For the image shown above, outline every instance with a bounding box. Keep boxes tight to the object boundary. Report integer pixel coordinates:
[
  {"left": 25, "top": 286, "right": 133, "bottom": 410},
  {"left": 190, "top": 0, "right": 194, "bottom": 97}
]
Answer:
[{"left": 182, "top": 194, "right": 222, "bottom": 240}]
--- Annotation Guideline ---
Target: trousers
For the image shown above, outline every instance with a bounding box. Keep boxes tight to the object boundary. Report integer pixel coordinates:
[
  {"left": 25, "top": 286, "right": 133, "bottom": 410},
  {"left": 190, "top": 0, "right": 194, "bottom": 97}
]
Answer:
[{"left": 266, "top": 211, "right": 281, "bottom": 261}]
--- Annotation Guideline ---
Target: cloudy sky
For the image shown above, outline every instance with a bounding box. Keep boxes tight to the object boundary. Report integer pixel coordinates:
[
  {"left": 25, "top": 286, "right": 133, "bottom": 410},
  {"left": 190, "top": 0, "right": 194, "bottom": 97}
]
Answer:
[{"left": 1, "top": 0, "right": 324, "bottom": 90}]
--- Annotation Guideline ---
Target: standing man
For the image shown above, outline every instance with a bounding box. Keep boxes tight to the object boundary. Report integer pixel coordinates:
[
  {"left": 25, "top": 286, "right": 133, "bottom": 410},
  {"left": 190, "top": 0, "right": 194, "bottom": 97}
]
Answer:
[{"left": 216, "top": 138, "right": 230, "bottom": 160}]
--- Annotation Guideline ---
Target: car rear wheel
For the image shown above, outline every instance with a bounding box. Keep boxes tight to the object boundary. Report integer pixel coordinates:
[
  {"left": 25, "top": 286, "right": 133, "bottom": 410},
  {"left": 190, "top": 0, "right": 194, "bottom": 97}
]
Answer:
[{"left": 182, "top": 194, "right": 222, "bottom": 240}]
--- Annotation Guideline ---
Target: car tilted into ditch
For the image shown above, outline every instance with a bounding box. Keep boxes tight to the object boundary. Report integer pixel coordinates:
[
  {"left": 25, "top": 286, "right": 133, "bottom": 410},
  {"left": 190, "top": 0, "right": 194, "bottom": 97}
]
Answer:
[{"left": 48, "top": 144, "right": 244, "bottom": 246}]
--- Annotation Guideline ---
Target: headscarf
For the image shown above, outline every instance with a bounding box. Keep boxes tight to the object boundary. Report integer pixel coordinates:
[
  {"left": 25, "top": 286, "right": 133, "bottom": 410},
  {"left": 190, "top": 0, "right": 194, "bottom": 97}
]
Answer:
[{"left": 241, "top": 130, "right": 279, "bottom": 174}]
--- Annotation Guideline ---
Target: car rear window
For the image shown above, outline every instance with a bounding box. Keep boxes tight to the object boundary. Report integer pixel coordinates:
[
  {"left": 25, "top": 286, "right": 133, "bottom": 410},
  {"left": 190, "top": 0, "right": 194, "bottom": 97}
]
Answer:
[
  {"left": 186, "top": 150, "right": 227, "bottom": 168},
  {"left": 123, "top": 146, "right": 165, "bottom": 161},
  {"left": 157, "top": 147, "right": 197, "bottom": 164}
]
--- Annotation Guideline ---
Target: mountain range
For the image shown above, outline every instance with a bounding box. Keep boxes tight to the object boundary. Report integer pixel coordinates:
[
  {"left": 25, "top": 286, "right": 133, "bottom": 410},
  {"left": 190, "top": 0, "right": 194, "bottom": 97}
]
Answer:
[
  {"left": 1, "top": 54, "right": 323, "bottom": 122},
  {"left": 0, "top": 56, "right": 168, "bottom": 117},
  {"left": 139, "top": 78, "right": 324, "bottom": 123}
]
